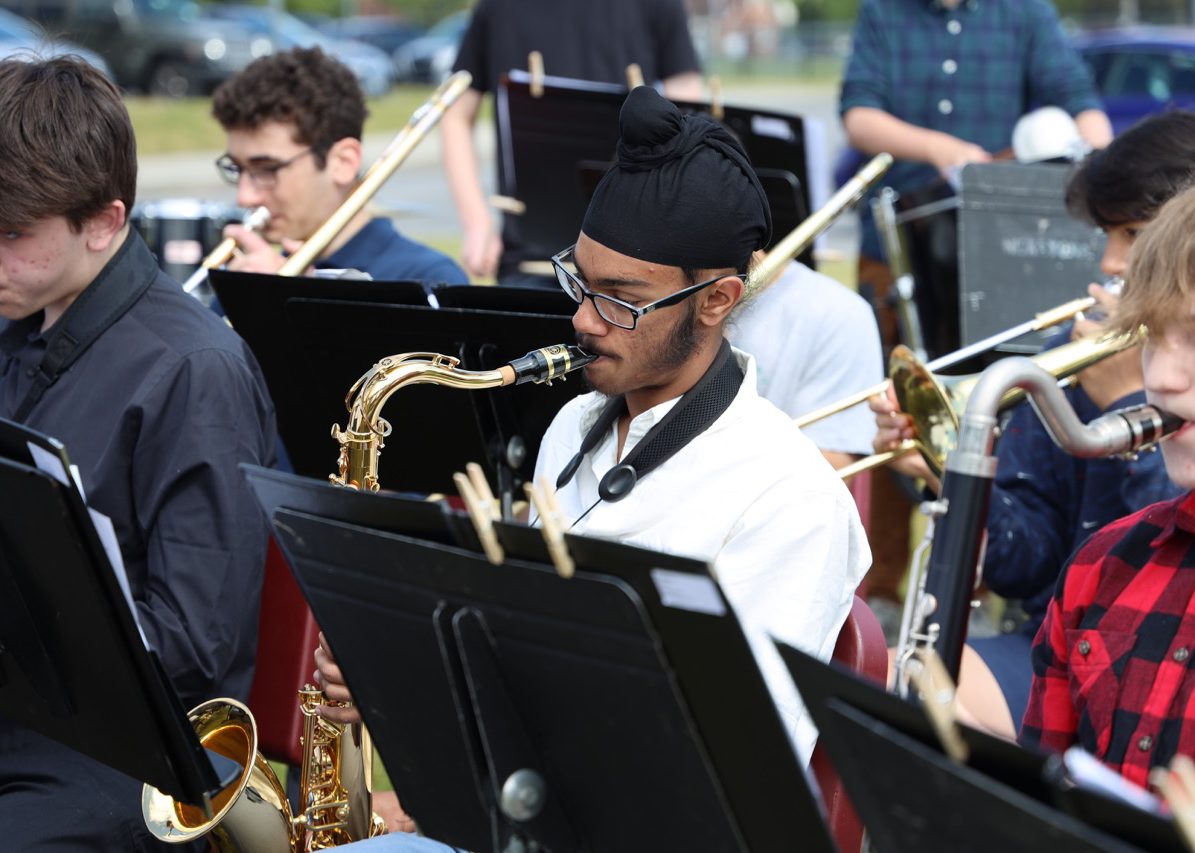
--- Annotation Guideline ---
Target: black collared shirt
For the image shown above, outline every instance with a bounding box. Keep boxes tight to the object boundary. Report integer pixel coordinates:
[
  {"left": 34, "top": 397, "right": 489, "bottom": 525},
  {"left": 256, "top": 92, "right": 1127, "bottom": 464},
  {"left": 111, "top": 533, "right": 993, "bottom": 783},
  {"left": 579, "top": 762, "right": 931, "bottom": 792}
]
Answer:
[{"left": 0, "top": 231, "right": 276, "bottom": 708}]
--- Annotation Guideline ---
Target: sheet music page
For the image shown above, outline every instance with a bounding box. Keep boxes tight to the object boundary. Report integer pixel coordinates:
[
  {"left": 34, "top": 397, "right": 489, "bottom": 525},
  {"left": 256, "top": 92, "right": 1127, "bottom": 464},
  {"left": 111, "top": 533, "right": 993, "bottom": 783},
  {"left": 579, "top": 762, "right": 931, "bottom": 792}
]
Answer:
[
  {"left": 1063, "top": 746, "right": 1166, "bottom": 815},
  {"left": 27, "top": 440, "right": 151, "bottom": 650},
  {"left": 86, "top": 507, "right": 151, "bottom": 651}
]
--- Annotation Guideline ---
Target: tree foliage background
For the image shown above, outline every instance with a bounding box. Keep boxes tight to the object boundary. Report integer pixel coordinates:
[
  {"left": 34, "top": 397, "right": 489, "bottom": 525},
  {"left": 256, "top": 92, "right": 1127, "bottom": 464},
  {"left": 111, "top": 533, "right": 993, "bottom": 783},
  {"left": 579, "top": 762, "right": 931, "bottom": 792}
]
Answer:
[{"left": 261, "top": 0, "right": 1194, "bottom": 29}]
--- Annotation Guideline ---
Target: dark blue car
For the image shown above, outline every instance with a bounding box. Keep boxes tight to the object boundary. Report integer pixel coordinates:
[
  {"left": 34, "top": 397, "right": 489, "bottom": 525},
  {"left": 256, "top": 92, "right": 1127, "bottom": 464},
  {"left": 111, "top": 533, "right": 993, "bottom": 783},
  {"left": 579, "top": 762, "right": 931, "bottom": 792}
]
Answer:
[{"left": 1073, "top": 26, "right": 1195, "bottom": 134}]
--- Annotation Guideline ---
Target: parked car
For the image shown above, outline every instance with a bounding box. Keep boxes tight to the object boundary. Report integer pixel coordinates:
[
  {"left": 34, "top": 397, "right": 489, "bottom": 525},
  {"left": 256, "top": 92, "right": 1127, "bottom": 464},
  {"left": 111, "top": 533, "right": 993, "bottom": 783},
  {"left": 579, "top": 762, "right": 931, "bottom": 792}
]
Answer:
[
  {"left": 316, "top": 14, "right": 424, "bottom": 56},
  {"left": 0, "top": 0, "right": 266, "bottom": 95},
  {"left": 205, "top": 4, "right": 393, "bottom": 97},
  {"left": 1073, "top": 26, "right": 1195, "bottom": 134},
  {"left": 392, "top": 9, "right": 468, "bottom": 84},
  {"left": 0, "top": 6, "right": 112, "bottom": 77}
]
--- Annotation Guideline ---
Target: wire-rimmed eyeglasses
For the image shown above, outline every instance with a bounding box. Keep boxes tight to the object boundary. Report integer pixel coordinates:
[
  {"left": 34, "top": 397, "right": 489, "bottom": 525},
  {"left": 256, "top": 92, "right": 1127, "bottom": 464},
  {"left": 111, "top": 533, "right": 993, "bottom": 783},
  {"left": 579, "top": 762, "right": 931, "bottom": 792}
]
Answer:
[
  {"left": 215, "top": 148, "right": 317, "bottom": 188},
  {"left": 550, "top": 244, "right": 743, "bottom": 331}
]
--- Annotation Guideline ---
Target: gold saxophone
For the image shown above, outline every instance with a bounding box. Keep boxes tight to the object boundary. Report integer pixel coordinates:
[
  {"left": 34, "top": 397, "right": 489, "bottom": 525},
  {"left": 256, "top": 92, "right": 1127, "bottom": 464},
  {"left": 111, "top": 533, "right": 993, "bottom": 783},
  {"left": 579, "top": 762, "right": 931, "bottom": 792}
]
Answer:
[
  {"left": 142, "top": 690, "right": 384, "bottom": 851},
  {"left": 331, "top": 343, "right": 595, "bottom": 491}
]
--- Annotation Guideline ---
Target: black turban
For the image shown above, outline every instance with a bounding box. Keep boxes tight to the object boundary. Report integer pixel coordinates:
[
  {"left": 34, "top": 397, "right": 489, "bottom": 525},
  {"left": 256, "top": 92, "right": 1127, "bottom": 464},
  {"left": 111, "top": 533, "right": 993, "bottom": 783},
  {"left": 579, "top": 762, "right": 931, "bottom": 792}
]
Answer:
[{"left": 581, "top": 85, "right": 772, "bottom": 271}]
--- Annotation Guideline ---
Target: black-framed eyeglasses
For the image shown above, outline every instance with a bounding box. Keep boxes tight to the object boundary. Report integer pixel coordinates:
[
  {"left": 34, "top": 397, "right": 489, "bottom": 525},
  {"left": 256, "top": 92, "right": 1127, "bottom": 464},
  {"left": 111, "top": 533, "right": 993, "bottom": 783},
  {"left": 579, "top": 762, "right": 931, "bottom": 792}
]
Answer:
[
  {"left": 215, "top": 148, "right": 316, "bottom": 188},
  {"left": 550, "top": 244, "right": 743, "bottom": 331}
]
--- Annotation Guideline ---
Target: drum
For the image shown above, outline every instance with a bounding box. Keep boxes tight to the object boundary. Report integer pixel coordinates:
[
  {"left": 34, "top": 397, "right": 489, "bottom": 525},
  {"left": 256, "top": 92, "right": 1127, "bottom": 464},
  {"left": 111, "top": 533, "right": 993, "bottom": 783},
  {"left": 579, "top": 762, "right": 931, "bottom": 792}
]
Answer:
[{"left": 131, "top": 198, "right": 243, "bottom": 283}]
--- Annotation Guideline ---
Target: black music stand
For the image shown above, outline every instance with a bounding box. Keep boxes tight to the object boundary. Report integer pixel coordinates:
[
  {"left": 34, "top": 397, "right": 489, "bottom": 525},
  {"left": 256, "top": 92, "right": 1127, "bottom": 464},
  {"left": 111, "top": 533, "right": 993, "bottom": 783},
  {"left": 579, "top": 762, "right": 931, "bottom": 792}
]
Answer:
[
  {"left": 778, "top": 643, "right": 1183, "bottom": 853},
  {"left": 250, "top": 467, "right": 832, "bottom": 852},
  {"left": 494, "top": 70, "right": 814, "bottom": 275},
  {"left": 957, "top": 162, "right": 1105, "bottom": 353},
  {"left": 210, "top": 271, "right": 585, "bottom": 503},
  {"left": 0, "top": 418, "right": 228, "bottom": 808}
]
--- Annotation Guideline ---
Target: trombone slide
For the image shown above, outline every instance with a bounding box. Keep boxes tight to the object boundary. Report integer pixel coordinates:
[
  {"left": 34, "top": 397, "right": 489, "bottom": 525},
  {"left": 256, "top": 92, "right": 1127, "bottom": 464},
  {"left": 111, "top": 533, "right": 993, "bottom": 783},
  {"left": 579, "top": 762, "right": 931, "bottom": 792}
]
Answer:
[
  {"left": 743, "top": 152, "right": 893, "bottom": 301},
  {"left": 181, "top": 206, "right": 271, "bottom": 296}
]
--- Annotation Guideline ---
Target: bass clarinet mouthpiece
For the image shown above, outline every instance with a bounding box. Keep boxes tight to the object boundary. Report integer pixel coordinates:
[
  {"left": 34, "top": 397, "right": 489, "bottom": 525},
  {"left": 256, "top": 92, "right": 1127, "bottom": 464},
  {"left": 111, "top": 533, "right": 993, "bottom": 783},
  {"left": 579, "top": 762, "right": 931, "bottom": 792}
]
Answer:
[
  {"left": 1098, "top": 404, "right": 1185, "bottom": 455},
  {"left": 506, "top": 344, "right": 596, "bottom": 385}
]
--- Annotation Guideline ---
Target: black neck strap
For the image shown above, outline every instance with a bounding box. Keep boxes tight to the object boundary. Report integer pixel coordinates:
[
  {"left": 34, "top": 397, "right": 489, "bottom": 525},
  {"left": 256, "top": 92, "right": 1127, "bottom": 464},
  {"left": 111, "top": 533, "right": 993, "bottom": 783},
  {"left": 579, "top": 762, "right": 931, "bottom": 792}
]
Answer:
[
  {"left": 556, "top": 338, "right": 744, "bottom": 503},
  {"left": 12, "top": 232, "right": 153, "bottom": 422}
]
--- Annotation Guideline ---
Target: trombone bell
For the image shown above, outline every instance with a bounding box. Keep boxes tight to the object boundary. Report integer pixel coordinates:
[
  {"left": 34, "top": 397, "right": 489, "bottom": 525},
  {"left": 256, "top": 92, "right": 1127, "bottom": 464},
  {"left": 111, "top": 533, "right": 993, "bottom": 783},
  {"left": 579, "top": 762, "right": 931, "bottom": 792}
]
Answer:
[{"left": 839, "top": 331, "right": 1141, "bottom": 480}]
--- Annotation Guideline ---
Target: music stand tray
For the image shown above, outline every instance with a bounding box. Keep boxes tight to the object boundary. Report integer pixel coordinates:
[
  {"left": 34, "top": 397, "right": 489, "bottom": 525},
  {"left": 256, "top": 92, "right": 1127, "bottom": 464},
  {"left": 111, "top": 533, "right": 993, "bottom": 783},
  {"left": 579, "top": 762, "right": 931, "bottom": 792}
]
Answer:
[
  {"left": 0, "top": 417, "right": 224, "bottom": 808},
  {"left": 260, "top": 491, "right": 833, "bottom": 853}
]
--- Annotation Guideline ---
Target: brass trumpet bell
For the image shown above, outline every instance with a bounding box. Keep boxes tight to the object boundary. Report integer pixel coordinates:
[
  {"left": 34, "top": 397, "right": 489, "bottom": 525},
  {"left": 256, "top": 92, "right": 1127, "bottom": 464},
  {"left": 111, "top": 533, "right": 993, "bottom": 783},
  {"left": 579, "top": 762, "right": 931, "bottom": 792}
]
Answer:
[{"left": 142, "top": 699, "right": 298, "bottom": 851}]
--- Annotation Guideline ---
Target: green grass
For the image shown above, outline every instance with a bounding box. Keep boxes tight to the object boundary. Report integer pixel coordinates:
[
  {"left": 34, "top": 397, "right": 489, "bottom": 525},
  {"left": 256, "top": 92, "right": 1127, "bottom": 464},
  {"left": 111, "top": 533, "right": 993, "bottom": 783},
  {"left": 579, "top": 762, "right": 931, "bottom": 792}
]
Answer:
[{"left": 127, "top": 84, "right": 441, "bottom": 156}]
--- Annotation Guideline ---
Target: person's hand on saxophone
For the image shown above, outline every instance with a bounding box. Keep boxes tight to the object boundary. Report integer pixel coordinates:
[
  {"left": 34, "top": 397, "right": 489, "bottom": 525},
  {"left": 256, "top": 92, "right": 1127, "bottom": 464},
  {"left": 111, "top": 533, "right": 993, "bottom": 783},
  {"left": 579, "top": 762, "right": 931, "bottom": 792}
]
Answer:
[
  {"left": 313, "top": 631, "right": 361, "bottom": 725},
  {"left": 312, "top": 632, "right": 418, "bottom": 834}
]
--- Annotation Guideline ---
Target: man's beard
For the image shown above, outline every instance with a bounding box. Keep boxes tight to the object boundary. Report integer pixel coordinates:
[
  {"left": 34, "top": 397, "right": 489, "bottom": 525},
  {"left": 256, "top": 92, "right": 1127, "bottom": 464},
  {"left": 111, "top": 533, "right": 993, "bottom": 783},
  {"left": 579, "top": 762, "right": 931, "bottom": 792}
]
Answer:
[
  {"left": 578, "top": 300, "right": 701, "bottom": 395},
  {"left": 655, "top": 298, "right": 701, "bottom": 375}
]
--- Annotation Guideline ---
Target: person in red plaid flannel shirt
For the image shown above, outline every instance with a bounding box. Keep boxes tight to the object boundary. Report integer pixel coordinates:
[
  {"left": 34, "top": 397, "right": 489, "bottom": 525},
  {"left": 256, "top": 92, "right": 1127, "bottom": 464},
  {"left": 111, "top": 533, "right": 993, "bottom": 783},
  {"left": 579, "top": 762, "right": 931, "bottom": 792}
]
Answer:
[{"left": 1022, "top": 184, "right": 1195, "bottom": 787}]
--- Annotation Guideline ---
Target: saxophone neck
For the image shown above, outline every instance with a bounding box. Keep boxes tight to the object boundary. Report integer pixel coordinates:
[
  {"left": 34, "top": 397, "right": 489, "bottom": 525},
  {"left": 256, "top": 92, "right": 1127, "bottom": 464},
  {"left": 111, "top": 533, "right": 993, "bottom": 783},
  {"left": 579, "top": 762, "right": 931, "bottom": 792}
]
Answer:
[{"left": 331, "top": 344, "right": 594, "bottom": 491}]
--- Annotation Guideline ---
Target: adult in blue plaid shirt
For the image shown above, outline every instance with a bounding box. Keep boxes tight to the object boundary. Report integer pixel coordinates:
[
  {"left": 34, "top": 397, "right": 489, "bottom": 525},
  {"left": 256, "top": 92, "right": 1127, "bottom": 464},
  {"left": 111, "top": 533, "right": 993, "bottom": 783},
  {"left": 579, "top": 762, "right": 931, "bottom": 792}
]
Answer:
[{"left": 840, "top": 0, "right": 1112, "bottom": 623}]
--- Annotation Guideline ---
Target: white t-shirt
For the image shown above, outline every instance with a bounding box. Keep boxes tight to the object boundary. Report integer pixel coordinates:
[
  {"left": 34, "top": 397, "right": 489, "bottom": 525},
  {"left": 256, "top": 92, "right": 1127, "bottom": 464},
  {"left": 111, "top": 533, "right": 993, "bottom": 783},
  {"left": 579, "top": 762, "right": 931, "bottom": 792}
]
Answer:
[
  {"left": 533, "top": 349, "right": 872, "bottom": 763},
  {"left": 728, "top": 261, "right": 883, "bottom": 456}
]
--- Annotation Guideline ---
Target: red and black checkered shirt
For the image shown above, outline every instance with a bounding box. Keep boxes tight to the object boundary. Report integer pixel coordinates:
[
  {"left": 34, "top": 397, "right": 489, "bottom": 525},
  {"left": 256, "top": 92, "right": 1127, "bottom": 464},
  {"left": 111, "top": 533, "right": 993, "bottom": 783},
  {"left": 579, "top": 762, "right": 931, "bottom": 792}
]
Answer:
[{"left": 1021, "top": 490, "right": 1195, "bottom": 788}]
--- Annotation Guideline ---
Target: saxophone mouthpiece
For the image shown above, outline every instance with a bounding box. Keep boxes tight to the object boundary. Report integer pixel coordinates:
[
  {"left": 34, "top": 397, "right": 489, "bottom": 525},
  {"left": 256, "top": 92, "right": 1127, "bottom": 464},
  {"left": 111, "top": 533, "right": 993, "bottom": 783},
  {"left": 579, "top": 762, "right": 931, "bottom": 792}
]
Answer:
[{"left": 506, "top": 344, "right": 596, "bottom": 385}]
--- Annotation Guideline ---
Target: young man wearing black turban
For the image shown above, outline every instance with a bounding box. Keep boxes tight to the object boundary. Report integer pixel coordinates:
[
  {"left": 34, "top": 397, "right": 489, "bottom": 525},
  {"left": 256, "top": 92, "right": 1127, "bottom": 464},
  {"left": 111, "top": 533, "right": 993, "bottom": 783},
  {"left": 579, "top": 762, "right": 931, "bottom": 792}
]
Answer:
[
  {"left": 530, "top": 86, "right": 871, "bottom": 764},
  {"left": 322, "top": 88, "right": 872, "bottom": 850}
]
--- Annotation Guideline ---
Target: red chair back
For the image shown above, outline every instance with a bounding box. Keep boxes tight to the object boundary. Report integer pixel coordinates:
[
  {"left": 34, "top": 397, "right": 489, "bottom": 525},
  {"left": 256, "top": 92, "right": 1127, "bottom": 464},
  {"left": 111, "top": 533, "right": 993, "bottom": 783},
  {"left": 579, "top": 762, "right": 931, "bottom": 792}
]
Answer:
[
  {"left": 845, "top": 469, "right": 871, "bottom": 537},
  {"left": 811, "top": 594, "right": 887, "bottom": 852},
  {"left": 247, "top": 537, "right": 321, "bottom": 766}
]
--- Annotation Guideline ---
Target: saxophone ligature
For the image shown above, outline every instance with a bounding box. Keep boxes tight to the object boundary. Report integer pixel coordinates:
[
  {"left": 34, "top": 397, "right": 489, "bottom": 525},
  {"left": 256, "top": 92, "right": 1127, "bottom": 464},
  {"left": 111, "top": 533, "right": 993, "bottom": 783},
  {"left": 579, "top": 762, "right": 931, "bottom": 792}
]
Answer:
[{"left": 330, "top": 344, "right": 594, "bottom": 492}]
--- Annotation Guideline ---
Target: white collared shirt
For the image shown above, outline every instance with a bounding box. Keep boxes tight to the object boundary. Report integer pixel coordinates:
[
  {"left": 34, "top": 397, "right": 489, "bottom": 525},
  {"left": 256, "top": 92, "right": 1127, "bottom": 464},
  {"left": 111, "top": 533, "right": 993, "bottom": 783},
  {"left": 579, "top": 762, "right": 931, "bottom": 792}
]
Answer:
[
  {"left": 534, "top": 348, "right": 872, "bottom": 763},
  {"left": 727, "top": 261, "right": 884, "bottom": 456}
]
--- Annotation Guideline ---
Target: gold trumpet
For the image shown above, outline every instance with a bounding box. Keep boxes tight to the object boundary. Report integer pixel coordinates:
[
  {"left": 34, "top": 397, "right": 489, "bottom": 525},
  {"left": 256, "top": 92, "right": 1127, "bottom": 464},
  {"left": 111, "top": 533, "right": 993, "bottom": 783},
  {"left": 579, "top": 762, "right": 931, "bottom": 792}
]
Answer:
[
  {"left": 278, "top": 70, "right": 472, "bottom": 276},
  {"left": 835, "top": 329, "right": 1141, "bottom": 480}
]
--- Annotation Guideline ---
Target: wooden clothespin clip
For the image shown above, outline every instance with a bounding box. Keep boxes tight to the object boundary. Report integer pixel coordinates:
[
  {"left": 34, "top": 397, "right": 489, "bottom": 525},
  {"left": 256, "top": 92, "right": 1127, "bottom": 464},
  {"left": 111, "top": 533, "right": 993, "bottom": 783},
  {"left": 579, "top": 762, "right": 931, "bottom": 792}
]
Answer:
[
  {"left": 908, "top": 648, "right": 969, "bottom": 764},
  {"left": 453, "top": 462, "right": 503, "bottom": 565},
  {"left": 1152, "top": 755, "right": 1195, "bottom": 850},
  {"left": 626, "top": 63, "right": 645, "bottom": 90},
  {"left": 528, "top": 51, "right": 545, "bottom": 98},
  {"left": 709, "top": 74, "right": 724, "bottom": 122},
  {"left": 489, "top": 195, "right": 526, "bottom": 216},
  {"left": 524, "top": 478, "right": 574, "bottom": 579}
]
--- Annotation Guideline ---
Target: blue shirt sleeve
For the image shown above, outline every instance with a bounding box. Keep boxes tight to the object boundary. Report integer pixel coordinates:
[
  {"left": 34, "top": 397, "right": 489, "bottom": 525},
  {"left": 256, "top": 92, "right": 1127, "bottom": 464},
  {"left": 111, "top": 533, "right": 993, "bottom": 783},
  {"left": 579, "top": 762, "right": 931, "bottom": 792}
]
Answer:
[
  {"left": 1023, "top": 0, "right": 1104, "bottom": 116},
  {"left": 839, "top": 0, "right": 891, "bottom": 115}
]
